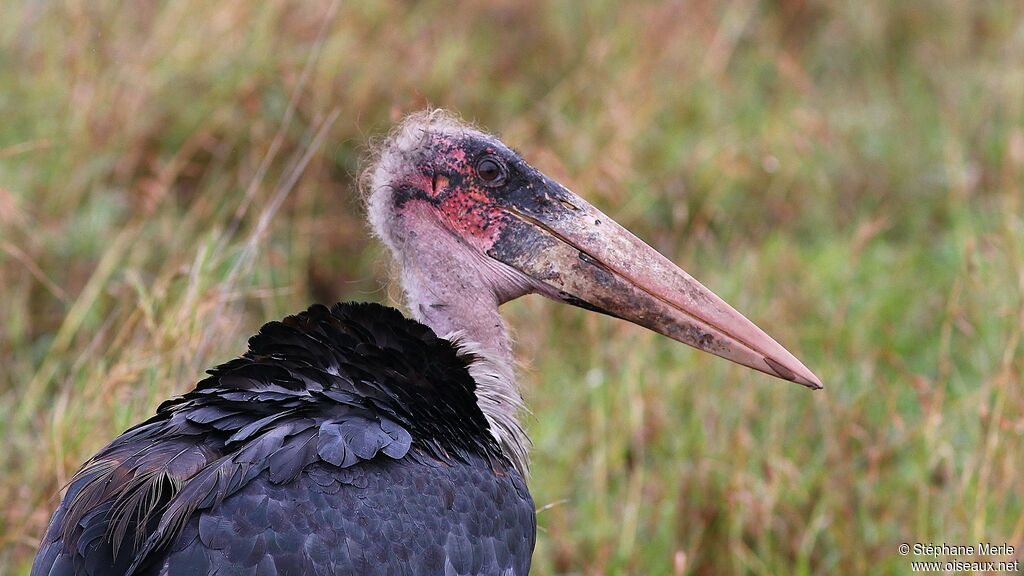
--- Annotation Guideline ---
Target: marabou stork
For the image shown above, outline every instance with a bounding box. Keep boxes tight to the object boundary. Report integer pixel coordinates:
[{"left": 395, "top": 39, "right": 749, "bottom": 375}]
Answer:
[{"left": 33, "top": 110, "right": 822, "bottom": 576}]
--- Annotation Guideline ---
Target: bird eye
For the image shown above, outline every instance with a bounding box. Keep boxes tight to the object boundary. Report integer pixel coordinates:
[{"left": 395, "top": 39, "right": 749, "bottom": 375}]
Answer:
[{"left": 476, "top": 157, "right": 506, "bottom": 186}]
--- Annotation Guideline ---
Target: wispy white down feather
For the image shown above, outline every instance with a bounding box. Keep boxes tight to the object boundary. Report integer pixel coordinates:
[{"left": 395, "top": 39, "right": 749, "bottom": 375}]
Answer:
[{"left": 446, "top": 331, "right": 530, "bottom": 475}]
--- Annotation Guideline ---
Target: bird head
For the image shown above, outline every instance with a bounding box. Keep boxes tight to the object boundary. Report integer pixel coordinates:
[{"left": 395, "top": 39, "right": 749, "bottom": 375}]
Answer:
[{"left": 366, "top": 110, "right": 821, "bottom": 389}]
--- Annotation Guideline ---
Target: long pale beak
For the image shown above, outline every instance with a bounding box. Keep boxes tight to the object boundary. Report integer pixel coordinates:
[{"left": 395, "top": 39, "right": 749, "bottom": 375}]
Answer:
[{"left": 487, "top": 182, "right": 823, "bottom": 389}]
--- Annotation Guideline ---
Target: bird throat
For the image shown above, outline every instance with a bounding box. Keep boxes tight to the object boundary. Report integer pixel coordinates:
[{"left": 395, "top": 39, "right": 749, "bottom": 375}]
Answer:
[
  {"left": 394, "top": 208, "right": 532, "bottom": 369},
  {"left": 400, "top": 245, "right": 516, "bottom": 366}
]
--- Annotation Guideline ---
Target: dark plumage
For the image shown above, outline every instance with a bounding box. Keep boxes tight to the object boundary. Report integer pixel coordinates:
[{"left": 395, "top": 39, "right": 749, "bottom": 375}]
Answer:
[{"left": 33, "top": 303, "right": 535, "bottom": 576}]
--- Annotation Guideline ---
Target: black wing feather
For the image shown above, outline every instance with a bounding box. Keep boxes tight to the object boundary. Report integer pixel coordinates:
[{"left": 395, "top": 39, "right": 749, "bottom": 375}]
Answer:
[{"left": 33, "top": 302, "right": 534, "bottom": 576}]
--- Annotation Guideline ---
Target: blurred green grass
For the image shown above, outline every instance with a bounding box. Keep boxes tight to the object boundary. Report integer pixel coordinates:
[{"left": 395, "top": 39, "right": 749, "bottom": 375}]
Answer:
[{"left": 1, "top": 1, "right": 1023, "bottom": 574}]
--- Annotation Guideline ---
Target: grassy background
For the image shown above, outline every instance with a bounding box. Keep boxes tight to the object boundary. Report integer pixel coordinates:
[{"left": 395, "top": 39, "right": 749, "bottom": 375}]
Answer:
[{"left": 2, "top": 1, "right": 1023, "bottom": 574}]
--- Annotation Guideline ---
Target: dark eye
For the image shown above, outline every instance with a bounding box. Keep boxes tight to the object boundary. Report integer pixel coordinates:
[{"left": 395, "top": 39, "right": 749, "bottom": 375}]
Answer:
[{"left": 476, "top": 157, "right": 506, "bottom": 186}]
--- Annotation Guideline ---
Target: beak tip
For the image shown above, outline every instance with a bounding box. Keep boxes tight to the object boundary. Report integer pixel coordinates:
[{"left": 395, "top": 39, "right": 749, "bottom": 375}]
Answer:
[
  {"left": 801, "top": 376, "right": 824, "bottom": 391},
  {"left": 764, "top": 355, "right": 823, "bottom": 390},
  {"left": 794, "top": 370, "right": 824, "bottom": 390}
]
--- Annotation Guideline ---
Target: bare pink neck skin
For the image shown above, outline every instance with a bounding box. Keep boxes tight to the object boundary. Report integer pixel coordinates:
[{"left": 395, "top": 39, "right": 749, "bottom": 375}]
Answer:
[
  {"left": 391, "top": 212, "right": 534, "bottom": 471},
  {"left": 391, "top": 206, "right": 535, "bottom": 368}
]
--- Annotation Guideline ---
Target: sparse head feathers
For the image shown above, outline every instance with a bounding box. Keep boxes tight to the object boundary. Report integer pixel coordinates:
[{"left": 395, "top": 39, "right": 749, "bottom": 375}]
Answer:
[{"left": 362, "top": 110, "right": 484, "bottom": 246}]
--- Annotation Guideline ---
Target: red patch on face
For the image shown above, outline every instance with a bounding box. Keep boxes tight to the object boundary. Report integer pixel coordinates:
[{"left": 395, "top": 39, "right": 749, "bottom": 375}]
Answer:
[
  {"left": 426, "top": 135, "right": 509, "bottom": 250},
  {"left": 396, "top": 133, "right": 510, "bottom": 251},
  {"left": 436, "top": 186, "right": 508, "bottom": 251}
]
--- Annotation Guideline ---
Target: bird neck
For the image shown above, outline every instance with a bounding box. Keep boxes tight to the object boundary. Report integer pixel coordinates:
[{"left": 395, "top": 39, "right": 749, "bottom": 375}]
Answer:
[
  {"left": 390, "top": 216, "right": 532, "bottom": 473},
  {"left": 400, "top": 249, "right": 516, "bottom": 367},
  {"left": 393, "top": 211, "right": 532, "bottom": 369}
]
